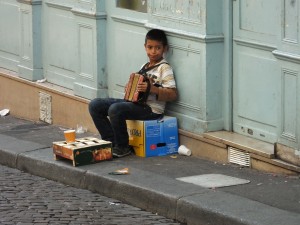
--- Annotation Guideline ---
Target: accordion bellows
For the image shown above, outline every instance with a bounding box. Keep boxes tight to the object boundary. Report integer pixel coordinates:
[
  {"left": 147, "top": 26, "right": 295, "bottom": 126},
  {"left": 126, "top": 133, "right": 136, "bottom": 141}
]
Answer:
[{"left": 124, "top": 73, "right": 145, "bottom": 102}]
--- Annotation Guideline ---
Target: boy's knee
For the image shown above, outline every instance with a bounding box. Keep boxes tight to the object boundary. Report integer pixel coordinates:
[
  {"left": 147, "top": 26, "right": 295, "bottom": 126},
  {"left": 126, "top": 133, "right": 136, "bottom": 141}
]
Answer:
[
  {"left": 88, "top": 99, "right": 97, "bottom": 113},
  {"left": 108, "top": 103, "right": 117, "bottom": 116},
  {"left": 108, "top": 103, "right": 123, "bottom": 118},
  {"left": 89, "top": 98, "right": 106, "bottom": 114}
]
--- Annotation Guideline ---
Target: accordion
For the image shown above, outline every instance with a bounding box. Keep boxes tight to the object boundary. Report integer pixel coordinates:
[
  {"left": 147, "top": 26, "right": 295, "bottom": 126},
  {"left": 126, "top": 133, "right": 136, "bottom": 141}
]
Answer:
[
  {"left": 124, "top": 62, "right": 166, "bottom": 103},
  {"left": 124, "top": 73, "right": 150, "bottom": 103}
]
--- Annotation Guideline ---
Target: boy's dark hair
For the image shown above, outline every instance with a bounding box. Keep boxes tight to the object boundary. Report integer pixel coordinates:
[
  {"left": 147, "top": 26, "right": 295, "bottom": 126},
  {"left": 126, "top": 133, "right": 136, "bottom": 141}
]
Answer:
[{"left": 145, "top": 29, "right": 168, "bottom": 46}]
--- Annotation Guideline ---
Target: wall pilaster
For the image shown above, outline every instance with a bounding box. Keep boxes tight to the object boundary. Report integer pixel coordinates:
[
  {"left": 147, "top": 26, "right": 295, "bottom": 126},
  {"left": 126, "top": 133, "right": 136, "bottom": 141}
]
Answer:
[
  {"left": 146, "top": 0, "right": 225, "bottom": 133},
  {"left": 72, "top": 0, "right": 108, "bottom": 99},
  {"left": 18, "top": 0, "right": 43, "bottom": 81}
]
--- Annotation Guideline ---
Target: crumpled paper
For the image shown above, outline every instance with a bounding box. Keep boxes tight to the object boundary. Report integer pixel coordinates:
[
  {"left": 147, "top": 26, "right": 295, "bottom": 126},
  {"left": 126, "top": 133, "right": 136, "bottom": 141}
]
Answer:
[
  {"left": 0, "top": 109, "right": 10, "bottom": 117},
  {"left": 109, "top": 168, "right": 129, "bottom": 175}
]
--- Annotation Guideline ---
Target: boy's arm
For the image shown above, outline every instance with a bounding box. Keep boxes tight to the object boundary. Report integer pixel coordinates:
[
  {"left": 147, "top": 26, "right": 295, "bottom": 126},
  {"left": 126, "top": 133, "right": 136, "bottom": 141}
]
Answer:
[{"left": 150, "top": 85, "right": 178, "bottom": 102}]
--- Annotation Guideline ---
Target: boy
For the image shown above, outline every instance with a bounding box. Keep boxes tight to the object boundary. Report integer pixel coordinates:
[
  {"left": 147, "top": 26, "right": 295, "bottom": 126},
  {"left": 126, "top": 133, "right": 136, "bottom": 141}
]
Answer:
[{"left": 89, "top": 29, "right": 177, "bottom": 158}]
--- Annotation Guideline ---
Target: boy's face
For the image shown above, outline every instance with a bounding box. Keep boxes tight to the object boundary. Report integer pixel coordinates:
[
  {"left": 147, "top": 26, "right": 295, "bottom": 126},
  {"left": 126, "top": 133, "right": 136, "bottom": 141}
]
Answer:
[{"left": 144, "top": 39, "right": 166, "bottom": 64}]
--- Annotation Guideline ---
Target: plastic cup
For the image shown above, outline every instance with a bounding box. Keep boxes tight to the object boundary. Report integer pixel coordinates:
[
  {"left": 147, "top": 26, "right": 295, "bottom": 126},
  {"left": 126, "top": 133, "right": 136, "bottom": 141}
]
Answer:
[
  {"left": 64, "top": 130, "right": 76, "bottom": 143},
  {"left": 178, "top": 145, "right": 192, "bottom": 156}
]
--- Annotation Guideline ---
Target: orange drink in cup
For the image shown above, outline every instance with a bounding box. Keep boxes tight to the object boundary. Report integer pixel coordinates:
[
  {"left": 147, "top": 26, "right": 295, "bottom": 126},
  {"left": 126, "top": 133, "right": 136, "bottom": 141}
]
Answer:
[{"left": 64, "top": 130, "right": 76, "bottom": 143}]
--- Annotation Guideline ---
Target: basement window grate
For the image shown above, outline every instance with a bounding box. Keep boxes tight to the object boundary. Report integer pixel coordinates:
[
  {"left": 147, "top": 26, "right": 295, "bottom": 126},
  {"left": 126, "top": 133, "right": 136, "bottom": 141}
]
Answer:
[{"left": 228, "top": 147, "right": 251, "bottom": 167}]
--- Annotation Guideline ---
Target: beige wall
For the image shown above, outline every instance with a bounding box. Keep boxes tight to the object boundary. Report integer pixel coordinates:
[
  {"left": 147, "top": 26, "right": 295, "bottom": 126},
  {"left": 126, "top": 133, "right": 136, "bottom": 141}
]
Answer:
[{"left": 0, "top": 72, "right": 97, "bottom": 133}]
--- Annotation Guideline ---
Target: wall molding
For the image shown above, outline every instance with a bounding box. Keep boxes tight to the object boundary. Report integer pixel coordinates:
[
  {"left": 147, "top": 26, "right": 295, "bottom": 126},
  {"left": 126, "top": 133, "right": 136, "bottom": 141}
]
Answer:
[
  {"left": 71, "top": 8, "right": 107, "bottom": 20},
  {"left": 17, "top": 0, "right": 42, "bottom": 5},
  {"left": 145, "top": 23, "right": 223, "bottom": 43},
  {"left": 273, "top": 50, "right": 300, "bottom": 64},
  {"left": 111, "top": 15, "right": 146, "bottom": 27},
  {"left": 281, "top": 132, "right": 297, "bottom": 142},
  {"left": 280, "top": 68, "right": 298, "bottom": 143},
  {"left": 150, "top": 13, "right": 201, "bottom": 26},
  {"left": 175, "top": 102, "right": 202, "bottom": 113},
  {"left": 234, "top": 38, "right": 277, "bottom": 52},
  {"left": 169, "top": 43, "right": 201, "bottom": 54},
  {"left": 111, "top": 15, "right": 224, "bottom": 43},
  {"left": 46, "top": 1, "right": 107, "bottom": 20},
  {"left": 149, "top": 1, "right": 202, "bottom": 26},
  {"left": 45, "top": 1, "right": 72, "bottom": 11}
]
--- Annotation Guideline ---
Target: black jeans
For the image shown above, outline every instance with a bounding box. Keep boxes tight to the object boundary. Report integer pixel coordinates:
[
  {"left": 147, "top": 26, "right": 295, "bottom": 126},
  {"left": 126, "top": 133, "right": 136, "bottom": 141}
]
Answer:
[{"left": 88, "top": 98, "right": 162, "bottom": 147}]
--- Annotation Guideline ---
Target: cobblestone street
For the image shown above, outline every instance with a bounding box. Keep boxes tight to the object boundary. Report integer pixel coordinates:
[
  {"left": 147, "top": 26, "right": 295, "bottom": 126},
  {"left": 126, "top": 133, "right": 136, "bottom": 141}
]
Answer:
[{"left": 0, "top": 165, "right": 184, "bottom": 225}]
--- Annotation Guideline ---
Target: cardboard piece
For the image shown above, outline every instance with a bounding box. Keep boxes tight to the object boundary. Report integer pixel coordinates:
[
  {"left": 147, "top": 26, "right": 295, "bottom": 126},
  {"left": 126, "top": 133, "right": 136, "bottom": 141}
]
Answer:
[
  {"left": 53, "top": 137, "right": 112, "bottom": 166},
  {"left": 127, "top": 117, "right": 179, "bottom": 157}
]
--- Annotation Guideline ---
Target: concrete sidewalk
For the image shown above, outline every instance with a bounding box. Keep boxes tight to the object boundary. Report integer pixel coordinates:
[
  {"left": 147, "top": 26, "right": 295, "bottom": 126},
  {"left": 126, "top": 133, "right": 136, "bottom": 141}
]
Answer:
[{"left": 0, "top": 115, "right": 299, "bottom": 225}]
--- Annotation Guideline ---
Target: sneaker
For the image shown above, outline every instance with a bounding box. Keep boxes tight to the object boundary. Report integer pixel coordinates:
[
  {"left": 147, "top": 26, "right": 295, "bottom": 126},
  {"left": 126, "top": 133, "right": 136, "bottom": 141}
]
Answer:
[{"left": 113, "top": 146, "right": 133, "bottom": 158}]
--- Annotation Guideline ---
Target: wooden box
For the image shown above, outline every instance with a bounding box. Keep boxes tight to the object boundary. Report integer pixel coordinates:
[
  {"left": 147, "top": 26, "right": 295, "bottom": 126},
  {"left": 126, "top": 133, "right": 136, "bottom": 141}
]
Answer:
[{"left": 53, "top": 137, "right": 112, "bottom": 167}]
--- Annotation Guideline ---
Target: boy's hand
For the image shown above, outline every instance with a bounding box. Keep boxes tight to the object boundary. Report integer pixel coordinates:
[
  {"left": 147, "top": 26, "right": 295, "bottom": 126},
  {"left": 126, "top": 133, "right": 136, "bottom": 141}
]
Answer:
[
  {"left": 137, "top": 82, "right": 148, "bottom": 92},
  {"left": 138, "top": 82, "right": 160, "bottom": 95}
]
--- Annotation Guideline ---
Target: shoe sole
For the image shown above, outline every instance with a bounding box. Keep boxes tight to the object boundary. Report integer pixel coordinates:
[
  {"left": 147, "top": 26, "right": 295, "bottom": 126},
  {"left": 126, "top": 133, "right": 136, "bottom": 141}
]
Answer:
[{"left": 113, "top": 151, "right": 131, "bottom": 158}]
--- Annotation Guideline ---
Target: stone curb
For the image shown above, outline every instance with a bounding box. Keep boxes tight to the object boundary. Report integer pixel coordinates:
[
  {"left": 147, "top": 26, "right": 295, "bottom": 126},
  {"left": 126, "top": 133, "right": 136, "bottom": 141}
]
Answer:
[{"left": 0, "top": 146, "right": 299, "bottom": 225}]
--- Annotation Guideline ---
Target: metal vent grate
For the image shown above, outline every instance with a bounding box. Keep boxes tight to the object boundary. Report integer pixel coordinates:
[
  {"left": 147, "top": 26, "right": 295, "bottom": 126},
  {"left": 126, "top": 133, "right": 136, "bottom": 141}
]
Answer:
[{"left": 228, "top": 147, "right": 251, "bottom": 167}]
